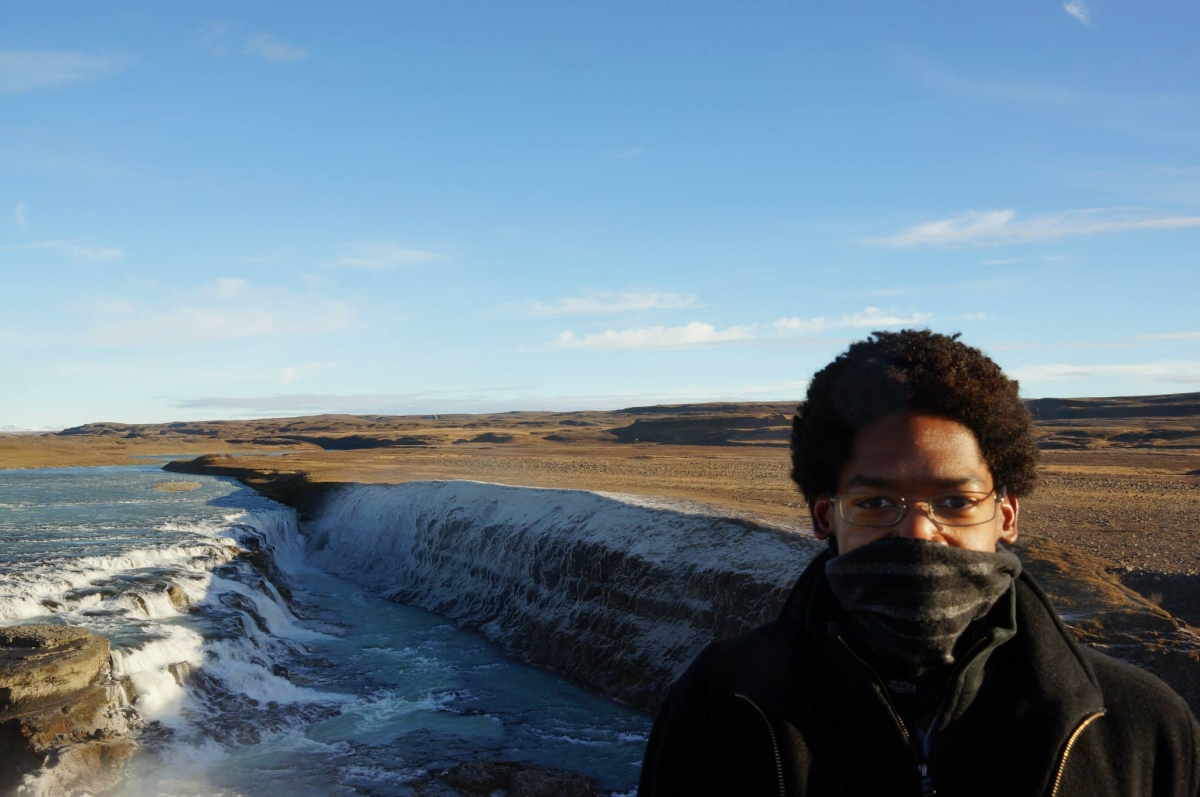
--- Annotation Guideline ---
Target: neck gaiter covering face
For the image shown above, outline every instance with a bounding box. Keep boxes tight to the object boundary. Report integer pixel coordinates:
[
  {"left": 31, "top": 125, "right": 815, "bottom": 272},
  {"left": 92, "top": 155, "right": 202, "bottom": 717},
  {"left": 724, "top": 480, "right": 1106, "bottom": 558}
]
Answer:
[{"left": 824, "top": 538, "right": 1021, "bottom": 678}]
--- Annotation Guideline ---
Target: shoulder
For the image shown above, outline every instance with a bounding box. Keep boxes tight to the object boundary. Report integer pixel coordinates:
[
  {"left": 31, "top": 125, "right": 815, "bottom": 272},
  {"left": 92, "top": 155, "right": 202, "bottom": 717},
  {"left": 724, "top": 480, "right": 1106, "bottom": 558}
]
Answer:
[
  {"left": 1081, "top": 646, "right": 1199, "bottom": 733},
  {"left": 667, "top": 620, "right": 780, "bottom": 700},
  {"left": 1067, "top": 647, "right": 1200, "bottom": 796}
]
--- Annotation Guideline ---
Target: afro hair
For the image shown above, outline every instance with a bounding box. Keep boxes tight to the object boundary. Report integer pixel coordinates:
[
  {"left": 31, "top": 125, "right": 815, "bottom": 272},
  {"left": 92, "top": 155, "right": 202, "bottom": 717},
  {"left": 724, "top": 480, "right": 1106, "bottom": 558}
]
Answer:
[{"left": 791, "top": 329, "right": 1038, "bottom": 502}]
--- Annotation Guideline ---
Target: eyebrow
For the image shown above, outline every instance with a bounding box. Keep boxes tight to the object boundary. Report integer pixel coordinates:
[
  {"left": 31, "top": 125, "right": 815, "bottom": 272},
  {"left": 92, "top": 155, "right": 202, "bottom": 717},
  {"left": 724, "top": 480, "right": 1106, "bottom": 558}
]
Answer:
[{"left": 842, "top": 475, "right": 988, "bottom": 491}]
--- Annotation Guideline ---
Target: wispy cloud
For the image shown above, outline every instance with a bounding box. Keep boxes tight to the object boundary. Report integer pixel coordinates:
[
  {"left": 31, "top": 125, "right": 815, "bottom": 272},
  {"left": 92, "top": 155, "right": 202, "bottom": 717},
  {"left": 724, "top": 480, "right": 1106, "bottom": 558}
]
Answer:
[
  {"left": 278, "top": 361, "right": 338, "bottom": 385},
  {"left": 0, "top": 50, "right": 133, "bottom": 94},
  {"left": 1064, "top": 0, "right": 1092, "bottom": 26},
  {"left": 870, "top": 208, "right": 1200, "bottom": 248},
  {"left": 1012, "top": 361, "right": 1200, "bottom": 384},
  {"left": 547, "top": 307, "right": 935, "bottom": 351},
  {"left": 175, "top": 387, "right": 754, "bottom": 416},
  {"left": 773, "top": 307, "right": 933, "bottom": 333},
  {"left": 198, "top": 22, "right": 231, "bottom": 57},
  {"left": 244, "top": 34, "right": 308, "bottom": 63},
  {"left": 551, "top": 321, "right": 756, "bottom": 351},
  {"left": 613, "top": 145, "right": 644, "bottom": 159},
  {"left": 736, "top": 379, "right": 810, "bottom": 397},
  {"left": 906, "top": 55, "right": 1190, "bottom": 127},
  {"left": 3, "top": 239, "right": 124, "bottom": 261},
  {"left": 908, "top": 56, "right": 1079, "bottom": 106},
  {"left": 1137, "top": 331, "right": 1200, "bottom": 342},
  {"left": 524, "top": 291, "right": 698, "bottom": 316},
  {"left": 328, "top": 241, "right": 443, "bottom": 270},
  {"left": 85, "top": 278, "right": 350, "bottom": 346},
  {"left": 13, "top": 201, "right": 26, "bottom": 229}
]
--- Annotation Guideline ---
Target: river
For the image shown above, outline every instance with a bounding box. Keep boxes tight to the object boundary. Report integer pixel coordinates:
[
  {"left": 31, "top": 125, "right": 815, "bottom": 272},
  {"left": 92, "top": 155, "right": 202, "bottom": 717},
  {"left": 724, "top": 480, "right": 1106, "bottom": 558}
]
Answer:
[{"left": 0, "top": 465, "right": 649, "bottom": 796}]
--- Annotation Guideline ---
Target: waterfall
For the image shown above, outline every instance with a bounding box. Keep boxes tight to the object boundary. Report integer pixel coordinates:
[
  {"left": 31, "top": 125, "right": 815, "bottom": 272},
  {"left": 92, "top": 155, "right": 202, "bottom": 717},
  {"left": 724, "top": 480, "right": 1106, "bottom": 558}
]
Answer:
[{"left": 303, "top": 480, "right": 823, "bottom": 708}]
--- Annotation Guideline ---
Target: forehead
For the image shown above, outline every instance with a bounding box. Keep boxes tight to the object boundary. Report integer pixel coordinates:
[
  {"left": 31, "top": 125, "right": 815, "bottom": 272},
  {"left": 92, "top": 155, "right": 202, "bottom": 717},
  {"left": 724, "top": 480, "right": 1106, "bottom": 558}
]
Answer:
[{"left": 838, "top": 411, "right": 993, "bottom": 490}]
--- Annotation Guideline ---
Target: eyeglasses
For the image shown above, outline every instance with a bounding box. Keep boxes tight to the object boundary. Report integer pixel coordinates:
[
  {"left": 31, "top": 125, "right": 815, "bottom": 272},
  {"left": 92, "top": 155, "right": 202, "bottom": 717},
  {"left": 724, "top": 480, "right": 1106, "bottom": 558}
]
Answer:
[{"left": 829, "top": 488, "right": 1006, "bottom": 527}]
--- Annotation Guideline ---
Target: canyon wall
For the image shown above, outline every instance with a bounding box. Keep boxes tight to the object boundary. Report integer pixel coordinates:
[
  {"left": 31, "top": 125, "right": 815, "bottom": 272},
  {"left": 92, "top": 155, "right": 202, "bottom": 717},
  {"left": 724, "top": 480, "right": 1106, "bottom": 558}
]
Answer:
[{"left": 300, "top": 481, "right": 823, "bottom": 710}]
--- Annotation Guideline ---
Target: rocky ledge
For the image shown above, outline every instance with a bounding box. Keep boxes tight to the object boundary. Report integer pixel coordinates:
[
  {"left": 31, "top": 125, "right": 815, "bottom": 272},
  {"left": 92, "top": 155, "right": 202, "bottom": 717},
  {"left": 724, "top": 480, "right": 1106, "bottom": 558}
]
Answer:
[{"left": 0, "top": 625, "right": 139, "bottom": 797}]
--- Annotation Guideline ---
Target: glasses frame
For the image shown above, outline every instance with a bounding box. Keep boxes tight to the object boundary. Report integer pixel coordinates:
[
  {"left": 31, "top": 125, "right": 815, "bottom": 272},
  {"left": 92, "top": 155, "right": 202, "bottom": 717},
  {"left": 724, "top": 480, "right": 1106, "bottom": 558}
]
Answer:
[{"left": 828, "top": 486, "right": 1007, "bottom": 528}]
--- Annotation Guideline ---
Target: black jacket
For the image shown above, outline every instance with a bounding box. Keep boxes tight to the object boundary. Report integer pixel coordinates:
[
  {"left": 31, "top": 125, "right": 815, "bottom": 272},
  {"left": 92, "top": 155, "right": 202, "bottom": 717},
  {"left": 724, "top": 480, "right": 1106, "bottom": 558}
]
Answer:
[{"left": 639, "top": 550, "right": 1200, "bottom": 797}]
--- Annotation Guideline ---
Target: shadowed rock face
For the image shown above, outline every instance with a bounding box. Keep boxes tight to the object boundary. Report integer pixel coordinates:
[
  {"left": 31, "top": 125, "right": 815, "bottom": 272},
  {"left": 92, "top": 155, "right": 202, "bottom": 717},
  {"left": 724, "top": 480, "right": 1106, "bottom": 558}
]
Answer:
[
  {"left": 443, "top": 760, "right": 596, "bottom": 797},
  {"left": 0, "top": 625, "right": 138, "bottom": 797}
]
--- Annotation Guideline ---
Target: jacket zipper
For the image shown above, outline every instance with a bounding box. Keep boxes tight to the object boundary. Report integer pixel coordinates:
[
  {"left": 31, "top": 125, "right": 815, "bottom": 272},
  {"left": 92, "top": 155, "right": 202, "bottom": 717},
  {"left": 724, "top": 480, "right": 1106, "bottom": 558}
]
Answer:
[
  {"left": 1048, "top": 710, "right": 1105, "bottom": 797},
  {"left": 837, "top": 634, "right": 972, "bottom": 797},
  {"left": 734, "top": 692, "right": 786, "bottom": 797},
  {"left": 921, "top": 635, "right": 990, "bottom": 792},
  {"left": 835, "top": 636, "right": 917, "bottom": 748}
]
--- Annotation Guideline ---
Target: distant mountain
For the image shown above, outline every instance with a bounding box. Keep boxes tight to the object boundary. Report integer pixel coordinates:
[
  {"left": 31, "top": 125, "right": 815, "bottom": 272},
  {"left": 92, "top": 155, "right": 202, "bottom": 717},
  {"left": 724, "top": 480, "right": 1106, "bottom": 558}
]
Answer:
[{"left": 1025, "top": 392, "right": 1200, "bottom": 421}]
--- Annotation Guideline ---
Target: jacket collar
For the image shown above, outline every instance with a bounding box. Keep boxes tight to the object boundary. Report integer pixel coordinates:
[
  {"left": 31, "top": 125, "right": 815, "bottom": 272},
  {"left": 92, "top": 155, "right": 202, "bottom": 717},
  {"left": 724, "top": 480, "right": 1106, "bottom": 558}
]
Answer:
[{"left": 731, "top": 549, "right": 1107, "bottom": 795}]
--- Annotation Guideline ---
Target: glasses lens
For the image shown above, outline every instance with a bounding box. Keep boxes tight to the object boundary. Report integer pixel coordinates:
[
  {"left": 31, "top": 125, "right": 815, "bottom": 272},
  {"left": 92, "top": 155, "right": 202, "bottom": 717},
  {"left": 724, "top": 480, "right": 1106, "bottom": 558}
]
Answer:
[
  {"left": 838, "top": 494, "right": 905, "bottom": 527},
  {"left": 928, "top": 492, "right": 998, "bottom": 525},
  {"left": 837, "top": 492, "right": 999, "bottom": 527}
]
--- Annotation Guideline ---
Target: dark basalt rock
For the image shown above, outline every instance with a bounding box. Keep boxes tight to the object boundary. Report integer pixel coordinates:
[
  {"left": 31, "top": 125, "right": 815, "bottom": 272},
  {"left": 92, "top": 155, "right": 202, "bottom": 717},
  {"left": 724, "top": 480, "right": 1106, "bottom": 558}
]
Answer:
[{"left": 442, "top": 760, "right": 595, "bottom": 797}]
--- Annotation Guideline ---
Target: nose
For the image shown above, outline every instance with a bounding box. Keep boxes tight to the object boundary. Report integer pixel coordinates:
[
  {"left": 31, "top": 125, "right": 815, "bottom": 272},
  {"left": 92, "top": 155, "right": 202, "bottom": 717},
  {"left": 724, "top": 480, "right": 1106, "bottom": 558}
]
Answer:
[{"left": 892, "top": 501, "right": 943, "bottom": 541}]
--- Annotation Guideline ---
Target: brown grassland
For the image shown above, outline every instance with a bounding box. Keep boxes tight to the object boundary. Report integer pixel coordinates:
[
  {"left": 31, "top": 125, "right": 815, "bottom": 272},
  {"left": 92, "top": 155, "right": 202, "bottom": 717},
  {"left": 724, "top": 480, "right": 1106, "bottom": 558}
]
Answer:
[{"left": 4, "top": 393, "right": 1200, "bottom": 709}]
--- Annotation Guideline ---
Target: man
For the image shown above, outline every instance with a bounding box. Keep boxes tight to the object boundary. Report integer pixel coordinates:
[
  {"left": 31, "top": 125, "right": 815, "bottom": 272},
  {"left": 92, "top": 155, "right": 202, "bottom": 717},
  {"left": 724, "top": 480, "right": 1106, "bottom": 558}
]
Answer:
[{"left": 639, "top": 330, "right": 1199, "bottom": 796}]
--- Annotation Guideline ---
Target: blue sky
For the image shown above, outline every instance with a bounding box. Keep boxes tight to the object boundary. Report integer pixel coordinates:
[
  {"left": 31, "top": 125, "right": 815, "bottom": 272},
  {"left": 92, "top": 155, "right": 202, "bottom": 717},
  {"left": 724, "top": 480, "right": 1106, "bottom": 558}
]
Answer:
[{"left": 2, "top": 1, "right": 1199, "bottom": 428}]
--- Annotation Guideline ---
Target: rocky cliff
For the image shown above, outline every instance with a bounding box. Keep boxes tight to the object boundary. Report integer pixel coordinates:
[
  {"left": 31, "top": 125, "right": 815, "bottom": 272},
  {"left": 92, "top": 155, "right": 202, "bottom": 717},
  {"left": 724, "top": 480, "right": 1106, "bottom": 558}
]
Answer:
[{"left": 0, "top": 625, "right": 139, "bottom": 797}]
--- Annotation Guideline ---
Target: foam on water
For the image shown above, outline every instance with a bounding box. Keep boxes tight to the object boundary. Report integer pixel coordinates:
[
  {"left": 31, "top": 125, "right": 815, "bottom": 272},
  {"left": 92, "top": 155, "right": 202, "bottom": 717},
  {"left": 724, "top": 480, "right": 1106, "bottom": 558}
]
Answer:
[{"left": 1, "top": 467, "right": 655, "bottom": 796}]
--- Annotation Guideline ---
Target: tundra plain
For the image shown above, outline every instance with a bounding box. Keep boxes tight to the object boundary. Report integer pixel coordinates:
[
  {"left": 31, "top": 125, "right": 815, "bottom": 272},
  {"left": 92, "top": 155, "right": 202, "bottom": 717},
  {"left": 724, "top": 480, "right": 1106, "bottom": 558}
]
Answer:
[{"left": 4, "top": 392, "right": 1200, "bottom": 710}]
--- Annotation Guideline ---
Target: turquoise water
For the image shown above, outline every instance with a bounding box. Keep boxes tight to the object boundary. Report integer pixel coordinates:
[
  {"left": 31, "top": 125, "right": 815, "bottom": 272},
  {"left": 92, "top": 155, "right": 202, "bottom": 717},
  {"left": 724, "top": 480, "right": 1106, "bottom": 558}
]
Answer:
[{"left": 0, "top": 466, "right": 648, "bottom": 796}]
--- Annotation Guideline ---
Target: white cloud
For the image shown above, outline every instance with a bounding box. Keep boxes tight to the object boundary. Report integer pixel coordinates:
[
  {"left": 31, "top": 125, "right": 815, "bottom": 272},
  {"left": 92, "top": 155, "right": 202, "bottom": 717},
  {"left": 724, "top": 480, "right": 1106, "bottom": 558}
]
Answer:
[
  {"left": 0, "top": 50, "right": 133, "bottom": 94},
  {"left": 329, "top": 241, "right": 443, "bottom": 270},
  {"left": 525, "top": 291, "right": 699, "bottom": 316},
  {"left": 210, "top": 277, "right": 248, "bottom": 298},
  {"left": 1012, "top": 361, "right": 1200, "bottom": 384},
  {"left": 13, "top": 201, "right": 26, "bottom": 229},
  {"left": 244, "top": 34, "right": 308, "bottom": 63},
  {"left": 199, "top": 22, "right": 231, "bottom": 57},
  {"left": 3, "top": 239, "right": 123, "bottom": 261},
  {"left": 551, "top": 321, "right": 756, "bottom": 351},
  {"left": 1064, "top": 0, "right": 1092, "bottom": 26},
  {"left": 1137, "top": 331, "right": 1200, "bottom": 342},
  {"left": 908, "top": 57, "right": 1078, "bottom": 107},
  {"left": 871, "top": 208, "right": 1200, "bottom": 249},
  {"left": 175, "top": 387, "right": 743, "bottom": 416},
  {"left": 614, "top": 145, "right": 644, "bottom": 159},
  {"left": 544, "top": 306, "right": 935, "bottom": 351},
  {"left": 737, "top": 379, "right": 809, "bottom": 397},
  {"left": 773, "top": 307, "right": 933, "bottom": 333},
  {"left": 86, "top": 278, "right": 351, "bottom": 346},
  {"left": 904, "top": 56, "right": 1191, "bottom": 143}
]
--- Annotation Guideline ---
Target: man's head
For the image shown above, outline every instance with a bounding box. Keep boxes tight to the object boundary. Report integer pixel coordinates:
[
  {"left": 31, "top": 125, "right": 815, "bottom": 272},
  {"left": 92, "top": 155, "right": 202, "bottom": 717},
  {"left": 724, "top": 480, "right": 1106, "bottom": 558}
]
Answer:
[{"left": 791, "top": 330, "right": 1038, "bottom": 554}]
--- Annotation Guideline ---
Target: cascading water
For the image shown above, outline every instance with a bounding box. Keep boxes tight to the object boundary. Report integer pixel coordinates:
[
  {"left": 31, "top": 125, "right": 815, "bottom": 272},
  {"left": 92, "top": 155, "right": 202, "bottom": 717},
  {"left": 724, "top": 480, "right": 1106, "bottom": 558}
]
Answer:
[
  {"left": 0, "top": 467, "right": 659, "bottom": 796},
  {"left": 303, "top": 480, "right": 824, "bottom": 709}
]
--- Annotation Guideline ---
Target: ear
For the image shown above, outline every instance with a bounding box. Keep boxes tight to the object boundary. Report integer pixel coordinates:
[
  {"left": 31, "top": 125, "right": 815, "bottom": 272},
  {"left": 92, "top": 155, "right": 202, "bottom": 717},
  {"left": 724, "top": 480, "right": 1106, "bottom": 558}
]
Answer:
[
  {"left": 810, "top": 494, "right": 834, "bottom": 540},
  {"left": 998, "top": 494, "right": 1019, "bottom": 545}
]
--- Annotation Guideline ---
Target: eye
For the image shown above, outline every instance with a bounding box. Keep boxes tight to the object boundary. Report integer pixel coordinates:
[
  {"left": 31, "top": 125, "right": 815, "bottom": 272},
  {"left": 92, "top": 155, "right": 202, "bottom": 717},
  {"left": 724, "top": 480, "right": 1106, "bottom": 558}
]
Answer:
[
  {"left": 936, "top": 494, "right": 976, "bottom": 510},
  {"left": 852, "top": 495, "right": 897, "bottom": 511}
]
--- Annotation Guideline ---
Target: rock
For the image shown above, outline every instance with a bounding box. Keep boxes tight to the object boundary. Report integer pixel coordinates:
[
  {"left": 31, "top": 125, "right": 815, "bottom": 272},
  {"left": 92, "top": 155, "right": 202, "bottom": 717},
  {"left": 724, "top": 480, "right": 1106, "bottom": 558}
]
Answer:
[
  {"left": 0, "top": 625, "right": 109, "bottom": 711},
  {"left": 166, "top": 584, "right": 190, "bottom": 611},
  {"left": 0, "top": 625, "right": 138, "bottom": 797},
  {"left": 443, "top": 760, "right": 595, "bottom": 797},
  {"left": 14, "top": 738, "right": 139, "bottom": 797}
]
